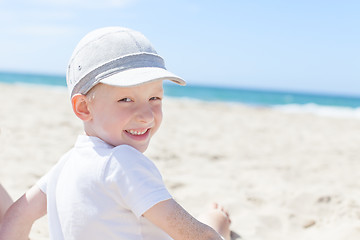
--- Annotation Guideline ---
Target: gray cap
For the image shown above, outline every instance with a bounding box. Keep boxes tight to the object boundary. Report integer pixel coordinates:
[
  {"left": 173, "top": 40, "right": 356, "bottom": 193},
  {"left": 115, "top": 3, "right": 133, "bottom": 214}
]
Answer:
[{"left": 66, "top": 27, "right": 186, "bottom": 97}]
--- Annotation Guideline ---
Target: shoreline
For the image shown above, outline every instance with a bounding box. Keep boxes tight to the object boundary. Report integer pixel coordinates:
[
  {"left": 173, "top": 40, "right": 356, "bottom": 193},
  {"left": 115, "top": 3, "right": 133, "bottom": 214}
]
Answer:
[
  {"left": 2, "top": 82, "right": 360, "bottom": 117},
  {"left": 2, "top": 79, "right": 360, "bottom": 110},
  {"left": 1, "top": 83, "right": 360, "bottom": 239}
]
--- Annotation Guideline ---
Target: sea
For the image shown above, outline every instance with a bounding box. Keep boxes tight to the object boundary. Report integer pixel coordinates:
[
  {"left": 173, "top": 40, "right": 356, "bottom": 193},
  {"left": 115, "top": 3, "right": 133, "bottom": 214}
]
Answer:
[{"left": 1, "top": 71, "right": 360, "bottom": 118}]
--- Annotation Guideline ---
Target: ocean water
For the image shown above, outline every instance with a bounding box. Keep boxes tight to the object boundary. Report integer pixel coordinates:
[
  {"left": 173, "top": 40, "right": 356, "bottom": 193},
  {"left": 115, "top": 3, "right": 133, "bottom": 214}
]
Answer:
[{"left": 1, "top": 71, "right": 360, "bottom": 118}]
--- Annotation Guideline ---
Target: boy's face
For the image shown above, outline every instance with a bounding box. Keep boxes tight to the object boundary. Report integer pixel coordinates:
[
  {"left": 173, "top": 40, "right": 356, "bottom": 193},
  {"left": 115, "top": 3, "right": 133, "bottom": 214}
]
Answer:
[{"left": 86, "top": 80, "right": 163, "bottom": 153}]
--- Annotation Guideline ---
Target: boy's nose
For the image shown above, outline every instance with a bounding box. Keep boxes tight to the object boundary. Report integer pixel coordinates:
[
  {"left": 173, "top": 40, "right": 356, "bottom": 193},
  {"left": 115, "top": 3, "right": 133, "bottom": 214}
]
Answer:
[{"left": 135, "top": 105, "right": 154, "bottom": 123}]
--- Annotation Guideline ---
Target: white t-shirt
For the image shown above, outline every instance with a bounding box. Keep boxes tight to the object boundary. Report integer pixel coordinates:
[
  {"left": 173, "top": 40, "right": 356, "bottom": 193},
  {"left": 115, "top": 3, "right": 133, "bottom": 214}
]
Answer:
[{"left": 38, "top": 135, "right": 173, "bottom": 240}]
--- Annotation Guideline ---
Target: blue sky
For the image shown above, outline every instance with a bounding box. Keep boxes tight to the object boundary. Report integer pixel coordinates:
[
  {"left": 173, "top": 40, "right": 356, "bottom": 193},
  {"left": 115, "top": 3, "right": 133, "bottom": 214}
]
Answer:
[{"left": 0, "top": 0, "right": 359, "bottom": 95}]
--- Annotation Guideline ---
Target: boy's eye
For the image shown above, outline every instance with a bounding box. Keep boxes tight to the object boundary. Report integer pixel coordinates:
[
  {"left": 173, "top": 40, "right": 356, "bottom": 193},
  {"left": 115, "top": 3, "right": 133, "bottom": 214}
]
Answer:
[
  {"left": 150, "top": 96, "right": 162, "bottom": 101},
  {"left": 118, "top": 98, "right": 132, "bottom": 102}
]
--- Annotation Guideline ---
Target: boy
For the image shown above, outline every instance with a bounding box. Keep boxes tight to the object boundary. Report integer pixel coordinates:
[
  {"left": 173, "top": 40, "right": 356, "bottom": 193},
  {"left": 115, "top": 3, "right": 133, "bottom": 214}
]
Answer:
[{"left": 0, "top": 27, "right": 231, "bottom": 240}]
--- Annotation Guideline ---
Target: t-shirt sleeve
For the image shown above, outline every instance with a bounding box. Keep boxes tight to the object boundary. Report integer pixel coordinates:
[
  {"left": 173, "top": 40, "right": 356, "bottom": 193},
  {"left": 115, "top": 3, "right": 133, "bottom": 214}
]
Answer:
[
  {"left": 36, "top": 172, "right": 48, "bottom": 194},
  {"left": 36, "top": 151, "right": 72, "bottom": 195},
  {"left": 103, "top": 145, "right": 172, "bottom": 218}
]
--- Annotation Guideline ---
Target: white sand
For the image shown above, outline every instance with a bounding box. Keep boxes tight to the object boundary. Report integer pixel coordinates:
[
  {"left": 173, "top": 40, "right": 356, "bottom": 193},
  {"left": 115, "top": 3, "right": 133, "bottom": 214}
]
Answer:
[{"left": 1, "top": 83, "right": 360, "bottom": 240}]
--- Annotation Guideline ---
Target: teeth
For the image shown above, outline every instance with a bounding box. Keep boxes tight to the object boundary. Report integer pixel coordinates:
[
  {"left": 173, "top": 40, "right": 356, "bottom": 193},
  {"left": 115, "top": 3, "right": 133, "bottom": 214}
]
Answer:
[{"left": 127, "top": 129, "right": 147, "bottom": 135}]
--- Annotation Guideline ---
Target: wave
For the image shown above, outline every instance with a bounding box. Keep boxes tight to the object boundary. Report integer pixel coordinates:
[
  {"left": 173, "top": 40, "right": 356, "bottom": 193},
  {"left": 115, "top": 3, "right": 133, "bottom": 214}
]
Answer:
[{"left": 273, "top": 103, "right": 360, "bottom": 119}]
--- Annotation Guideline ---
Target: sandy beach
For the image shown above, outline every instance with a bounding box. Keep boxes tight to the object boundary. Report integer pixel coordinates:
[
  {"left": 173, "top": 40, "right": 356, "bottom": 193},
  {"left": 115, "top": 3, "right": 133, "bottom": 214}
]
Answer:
[{"left": 1, "top": 83, "right": 360, "bottom": 240}]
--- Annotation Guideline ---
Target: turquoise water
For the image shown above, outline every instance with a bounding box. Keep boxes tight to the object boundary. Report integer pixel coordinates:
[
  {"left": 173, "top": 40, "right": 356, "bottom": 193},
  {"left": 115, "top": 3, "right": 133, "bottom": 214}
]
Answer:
[
  {"left": 1, "top": 71, "right": 360, "bottom": 109},
  {"left": 0, "top": 72, "right": 65, "bottom": 86},
  {"left": 164, "top": 84, "right": 360, "bottom": 108}
]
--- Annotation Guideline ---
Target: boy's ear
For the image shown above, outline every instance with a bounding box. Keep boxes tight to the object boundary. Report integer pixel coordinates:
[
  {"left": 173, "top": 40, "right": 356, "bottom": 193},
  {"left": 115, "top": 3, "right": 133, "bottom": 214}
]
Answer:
[{"left": 71, "top": 94, "right": 92, "bottom": 121}]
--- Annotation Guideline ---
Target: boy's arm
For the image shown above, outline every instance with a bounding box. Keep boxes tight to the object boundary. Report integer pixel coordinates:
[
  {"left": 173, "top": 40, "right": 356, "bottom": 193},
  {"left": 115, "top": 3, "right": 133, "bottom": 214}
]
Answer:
[
  {"left": 143, "top": 198, "right": 223, "bottom": 240},
  {"left": 0, "top": 185, "right": 47, "bottom": 240},
  {"left": 0, "top": 184, "right": 13, "bottom": 223}
]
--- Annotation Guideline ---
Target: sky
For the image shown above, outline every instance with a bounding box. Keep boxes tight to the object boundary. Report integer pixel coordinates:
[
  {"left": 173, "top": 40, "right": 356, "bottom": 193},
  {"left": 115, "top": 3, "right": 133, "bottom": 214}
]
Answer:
[{"left": 0, "top": 0, "right": 359, "bottom": 96}]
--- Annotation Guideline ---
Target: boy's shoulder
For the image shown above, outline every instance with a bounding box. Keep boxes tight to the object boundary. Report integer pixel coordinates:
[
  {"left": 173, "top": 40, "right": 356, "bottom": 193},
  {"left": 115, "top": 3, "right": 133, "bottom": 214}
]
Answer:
[
  {"left": 103, "top": 144, "right": 162, "bottom": 183},
  {"left": 110, "top": 144, "right": 148, "bottom": 163}
]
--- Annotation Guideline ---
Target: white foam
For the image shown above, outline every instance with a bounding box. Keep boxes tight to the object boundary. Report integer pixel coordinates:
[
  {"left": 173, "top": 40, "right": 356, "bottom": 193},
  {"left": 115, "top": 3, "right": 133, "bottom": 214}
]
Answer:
[{"left": 273, "top": 103, "right": 360, "bottom": 119}]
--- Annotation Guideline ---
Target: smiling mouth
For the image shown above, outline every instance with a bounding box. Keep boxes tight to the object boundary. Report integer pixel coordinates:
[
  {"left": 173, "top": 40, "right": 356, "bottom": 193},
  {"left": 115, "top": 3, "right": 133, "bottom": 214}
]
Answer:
[{"left": 125, "top": 129, "right": 149, "bottom": 136}]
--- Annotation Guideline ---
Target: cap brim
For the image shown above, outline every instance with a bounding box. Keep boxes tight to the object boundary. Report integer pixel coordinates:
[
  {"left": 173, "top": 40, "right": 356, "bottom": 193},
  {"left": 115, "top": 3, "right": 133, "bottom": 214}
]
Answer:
[{"left": 99, "top": 67, "right": 186, "bottom": 87}]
